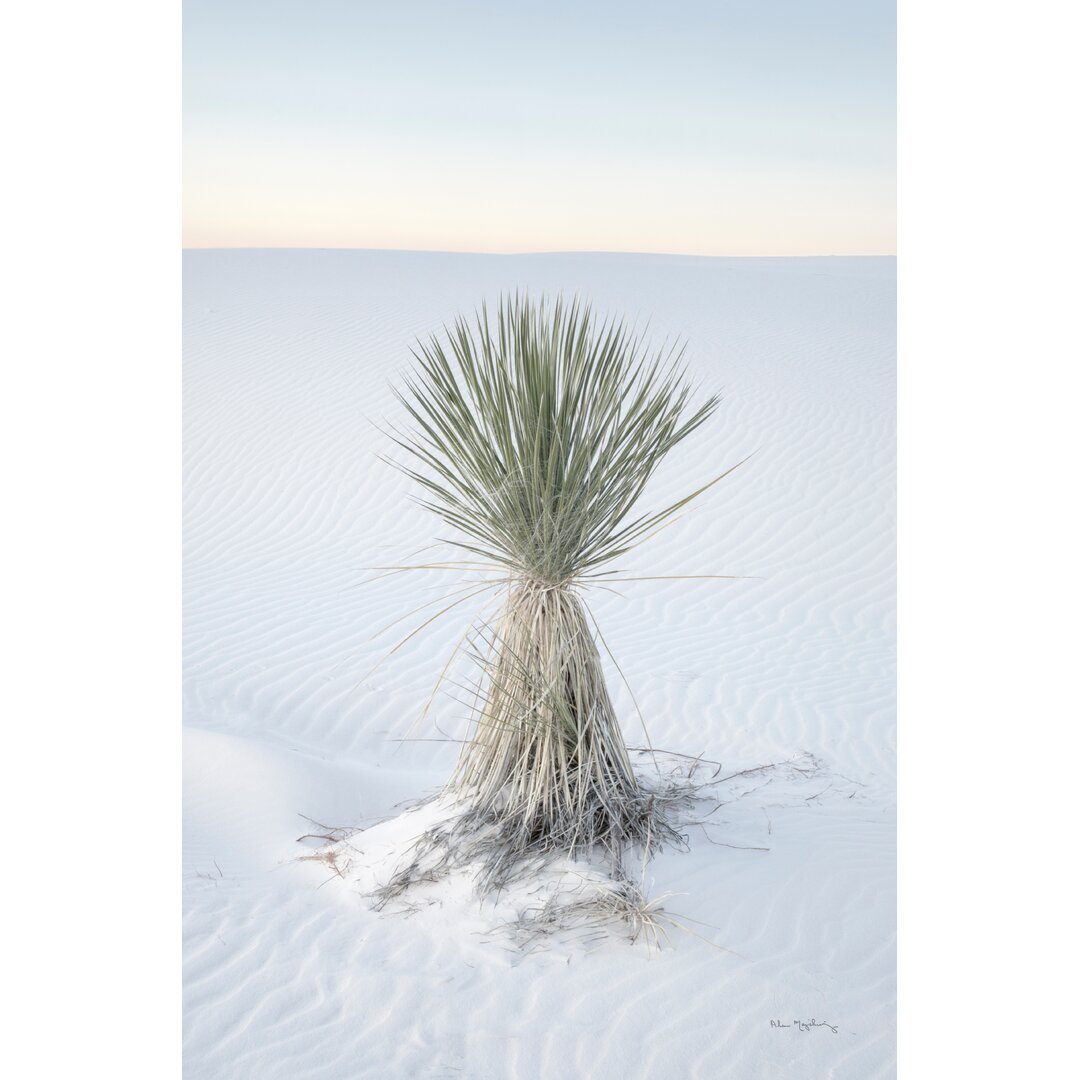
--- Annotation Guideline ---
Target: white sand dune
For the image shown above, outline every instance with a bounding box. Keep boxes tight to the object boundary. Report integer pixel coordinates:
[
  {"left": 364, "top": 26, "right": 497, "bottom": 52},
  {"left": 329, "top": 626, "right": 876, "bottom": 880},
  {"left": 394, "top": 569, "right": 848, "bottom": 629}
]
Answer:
[{"left": 184, "top": 250, "right": 895, "bottom": 1079}]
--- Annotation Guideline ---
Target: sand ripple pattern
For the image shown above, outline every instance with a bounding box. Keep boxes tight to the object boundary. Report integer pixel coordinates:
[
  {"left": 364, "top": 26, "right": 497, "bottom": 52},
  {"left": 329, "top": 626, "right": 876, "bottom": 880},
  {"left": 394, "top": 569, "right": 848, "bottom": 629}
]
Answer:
[{"left": 184, "top": 251, "right": 895, "bottom": 1079}]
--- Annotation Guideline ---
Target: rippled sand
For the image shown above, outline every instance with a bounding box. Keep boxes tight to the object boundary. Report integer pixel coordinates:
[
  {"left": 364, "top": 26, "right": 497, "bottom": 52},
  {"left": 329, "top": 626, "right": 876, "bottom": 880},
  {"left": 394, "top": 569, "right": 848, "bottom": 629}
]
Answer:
[{"left": 184, "top": 250, "right": 895, "bottom": 1079}]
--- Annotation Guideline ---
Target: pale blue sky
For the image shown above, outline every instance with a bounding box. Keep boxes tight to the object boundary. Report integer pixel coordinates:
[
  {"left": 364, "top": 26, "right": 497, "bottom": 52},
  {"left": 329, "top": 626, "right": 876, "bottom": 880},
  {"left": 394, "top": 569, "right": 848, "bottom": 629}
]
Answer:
[{"left": 184, "top": 1, "right": 895, "bottom": 254}]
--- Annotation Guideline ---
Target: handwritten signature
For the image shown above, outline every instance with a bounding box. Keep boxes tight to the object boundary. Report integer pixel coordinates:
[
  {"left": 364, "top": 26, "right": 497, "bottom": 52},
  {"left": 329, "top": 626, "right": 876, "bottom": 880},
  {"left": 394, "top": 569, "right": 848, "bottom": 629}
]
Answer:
[{"left": 770, "top": 1019, "right": 839, "bottom": 1034}]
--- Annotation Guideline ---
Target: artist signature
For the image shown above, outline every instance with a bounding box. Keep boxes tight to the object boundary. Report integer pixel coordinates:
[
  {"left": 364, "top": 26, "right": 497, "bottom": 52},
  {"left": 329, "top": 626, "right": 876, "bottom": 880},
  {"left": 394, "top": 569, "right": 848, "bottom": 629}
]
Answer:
[{"left": 770, "top": 1019, "right": 839, "bottom": 1034}]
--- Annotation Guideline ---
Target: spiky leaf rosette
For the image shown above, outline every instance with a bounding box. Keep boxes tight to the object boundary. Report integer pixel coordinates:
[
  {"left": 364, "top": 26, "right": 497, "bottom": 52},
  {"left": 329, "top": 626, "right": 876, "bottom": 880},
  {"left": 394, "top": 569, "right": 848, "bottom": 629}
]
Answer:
[
  {"left": 394, "top": 295, "right": 719, "bottom": 585},
  {"left": 392, "top": 295, "right": 721, "bottom": 878}
]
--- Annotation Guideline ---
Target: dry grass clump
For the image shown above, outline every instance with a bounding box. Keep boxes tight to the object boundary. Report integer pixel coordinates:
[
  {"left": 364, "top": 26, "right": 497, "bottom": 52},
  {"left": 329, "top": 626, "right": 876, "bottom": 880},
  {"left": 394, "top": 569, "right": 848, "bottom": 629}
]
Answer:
[{"left": 493, "top": 874, "right": 680, "bottom": 952}]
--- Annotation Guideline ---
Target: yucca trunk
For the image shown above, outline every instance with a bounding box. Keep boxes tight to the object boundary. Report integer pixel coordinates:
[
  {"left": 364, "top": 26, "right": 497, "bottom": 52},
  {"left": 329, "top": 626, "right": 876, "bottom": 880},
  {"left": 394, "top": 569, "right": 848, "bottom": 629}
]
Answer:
[{"left": 453, "top": 581, "right": 640, "bottom": 853}]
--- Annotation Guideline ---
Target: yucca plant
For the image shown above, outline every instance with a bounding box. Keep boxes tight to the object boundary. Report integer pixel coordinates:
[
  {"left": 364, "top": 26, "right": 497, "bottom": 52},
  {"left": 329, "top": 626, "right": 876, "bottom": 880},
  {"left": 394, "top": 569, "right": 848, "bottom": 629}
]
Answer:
[{"left": 387, "top": 294, "right": 738, "bottom": 885}]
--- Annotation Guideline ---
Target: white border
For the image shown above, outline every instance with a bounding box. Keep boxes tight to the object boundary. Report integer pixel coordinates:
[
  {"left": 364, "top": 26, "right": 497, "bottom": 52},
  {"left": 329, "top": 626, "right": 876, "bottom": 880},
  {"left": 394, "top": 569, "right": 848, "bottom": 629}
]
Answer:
[
  {"left": 901, "top": 0, "right": 1077, "bottom": 1074},
  {"left": 2, "top": 2, "right": 180, "bottom": 1074}
]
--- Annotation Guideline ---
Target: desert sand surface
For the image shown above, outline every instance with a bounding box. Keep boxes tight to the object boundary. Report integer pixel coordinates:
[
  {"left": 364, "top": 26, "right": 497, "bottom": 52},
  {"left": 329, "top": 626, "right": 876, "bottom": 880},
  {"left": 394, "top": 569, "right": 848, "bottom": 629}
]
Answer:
[{"left": 184, "top": 250, "right": 895, "bottom": 1079}]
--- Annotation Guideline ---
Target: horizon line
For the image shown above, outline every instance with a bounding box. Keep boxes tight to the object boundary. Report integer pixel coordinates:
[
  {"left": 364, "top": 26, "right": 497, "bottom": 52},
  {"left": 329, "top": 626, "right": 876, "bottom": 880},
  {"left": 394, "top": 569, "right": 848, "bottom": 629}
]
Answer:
[{"left": 183, "top": 245, "right": 896, "bottom": 259}]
